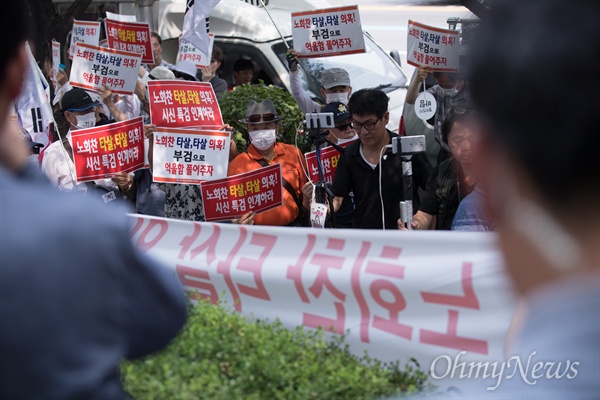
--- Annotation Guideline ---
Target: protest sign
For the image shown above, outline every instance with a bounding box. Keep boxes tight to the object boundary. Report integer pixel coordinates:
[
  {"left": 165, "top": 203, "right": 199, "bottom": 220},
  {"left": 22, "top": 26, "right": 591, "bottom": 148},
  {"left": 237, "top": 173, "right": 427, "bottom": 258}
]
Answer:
[
  {"left": 200, "top": 163, "right": 283, "bottom": 221},
  {"left": 176, "top": 34, "right": 215, "bottom": 68},
  {"left": 51, "top": 40, "right": 60, "bottom": 90},
  {"left": 152, "top": 127, "right": 230, "bottom": 184},
  {"left": 407, "top": 20, "right": 460, "bottom": 72},
  {"left": 304, "top": 141, "right": 354, "bottom": 185},
  {"left": 71, "top": 117, "right": 145, "bottom": 182},
  {"left": 69, "top": 20, "right": 101, "bottom": 59},
  {"left": 105, "top": 19, "right": 154, "bottom": 64},
  {"left": 147, "top": 80, "right": 223, "bottom": 129},
  {"left": 70, "top": 43, "right": 142, "bottom": 95},
  {"left": 292, "top": 5, "right": 366, "bottom": 58},
  {"left": 105, "top": 11, "right": 137, "bottom": 22}
]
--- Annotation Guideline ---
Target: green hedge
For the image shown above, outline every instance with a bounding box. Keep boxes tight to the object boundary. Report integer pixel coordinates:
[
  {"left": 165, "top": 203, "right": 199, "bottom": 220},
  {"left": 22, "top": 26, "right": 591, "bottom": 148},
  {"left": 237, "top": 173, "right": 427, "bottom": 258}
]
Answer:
[{"left": 121, "top": 300, "right": 431, "bottom": 399}]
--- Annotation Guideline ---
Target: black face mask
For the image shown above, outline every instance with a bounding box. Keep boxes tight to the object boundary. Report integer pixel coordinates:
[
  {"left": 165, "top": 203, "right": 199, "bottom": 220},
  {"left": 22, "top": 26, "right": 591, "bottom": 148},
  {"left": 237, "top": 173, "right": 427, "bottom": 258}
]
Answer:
[{"left": 96, "top": 114, "right": 112, "bottom": 126}]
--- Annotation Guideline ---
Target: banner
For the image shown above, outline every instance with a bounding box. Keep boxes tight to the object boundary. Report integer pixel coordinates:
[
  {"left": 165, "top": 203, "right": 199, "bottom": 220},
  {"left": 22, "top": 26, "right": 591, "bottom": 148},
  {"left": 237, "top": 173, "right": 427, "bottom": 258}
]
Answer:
[
  {"left": 292, "top": 5, "right": 366, "bottom": 58},
  {"left": 304, "top": 141, "right": 353, "bottom": 185},
  {"left": 176, "top": 35, "right": 215, "bottom": 68},
  {"left": 71, "top": 117, "right": 145, "bottom": 182},
  {"left": 105, "top": 19, "right": 154, "bottom": 64},
  {"left": 200, "top": 163, "right": 283, "bottom": 221},
  {"left": 152, "top": 127, "right": 230, "bottom": 184},
  {"left": 407, "top": 20, "right": 460, "bottom": 72},
  {"left": 128, "top": 216, "right": 518, "bottom": 394},
  {"left": 70, "top": 43, "right": 142, "bottom": 95},
  {"left": 105, "top": 11, "right": 137, "bottom": 22},
  {"left": 147, "top": 80, "right": 223, "bottom": 129},
  {"left": 69, "top": 20, "right": 101, "bottom": 59}
]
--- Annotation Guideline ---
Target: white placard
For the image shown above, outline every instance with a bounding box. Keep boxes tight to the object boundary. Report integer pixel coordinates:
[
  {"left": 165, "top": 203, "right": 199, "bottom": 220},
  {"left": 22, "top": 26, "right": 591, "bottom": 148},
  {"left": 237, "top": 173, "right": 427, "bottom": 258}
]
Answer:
[
  {"left": 415, "top": 91, "right": 437, "bottom": 121},
  {"left": 69, "top": 20, "right": 101, "bottom": 60},
  {"left": 176, "top": 35, "right": 215, "bottom": 68},
  {"left": 292, "top": 5, "right": 366, "bottom": 58},
  {"left": 51, "top": 40, "right": 61, "bottom": 90},
  {"left": 105, "top": 11, "right": 137, "bottom": 22},
  {"left": 69, "top": 43, "right": 142, "bottom": 95},
  {"left": 407, "top": 20, "right": 460, "bottom": 72}
]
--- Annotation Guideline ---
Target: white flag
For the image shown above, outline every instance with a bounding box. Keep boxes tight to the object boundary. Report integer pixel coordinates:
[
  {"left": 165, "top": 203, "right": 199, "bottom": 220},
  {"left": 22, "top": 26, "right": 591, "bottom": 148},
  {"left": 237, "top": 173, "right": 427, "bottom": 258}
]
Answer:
[
  {"left": 15, "top": 42, "right": 55, "bottom": 150},
  {"left": 181, "top": 0, "right": 221, "bottom": 56}
]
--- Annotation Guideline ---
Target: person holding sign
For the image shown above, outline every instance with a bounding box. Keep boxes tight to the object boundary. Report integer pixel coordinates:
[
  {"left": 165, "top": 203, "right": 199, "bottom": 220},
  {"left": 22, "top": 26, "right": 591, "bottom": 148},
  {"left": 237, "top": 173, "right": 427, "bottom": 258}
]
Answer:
[
  {"left": 406, "top": 65, "right": 469, "bottom": 165},
  {"left": 228, "top": 99, "right": 311, "bottom": 226},
  {"left": 143, "top": 32, "right": 175, "bottom": 73},
  {"left": 287, "top": 49, "right": 352, "bottom": 113}
]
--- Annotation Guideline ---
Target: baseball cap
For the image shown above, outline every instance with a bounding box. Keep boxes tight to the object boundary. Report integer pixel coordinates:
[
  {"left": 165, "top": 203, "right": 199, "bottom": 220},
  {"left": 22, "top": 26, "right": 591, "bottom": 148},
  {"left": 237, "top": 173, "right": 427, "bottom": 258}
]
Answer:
[
  {"left": 321, "top": 68, "right": 351, "bottom": 89},
  {"left": 322, "top": 102, "right": 351, "bottom": 124},
  {"left": 139, "top": 66, "right": 176, "bottom": 87},
  {"left": 61, "top": 88, "right": 100, "bottom": 113},
  {"left": 172, "top": 60, "right": 198, "bottom": 81}
]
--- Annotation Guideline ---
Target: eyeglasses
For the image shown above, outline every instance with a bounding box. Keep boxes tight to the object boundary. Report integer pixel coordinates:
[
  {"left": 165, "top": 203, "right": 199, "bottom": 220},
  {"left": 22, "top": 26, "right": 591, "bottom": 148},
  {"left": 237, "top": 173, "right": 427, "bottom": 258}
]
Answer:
[
  {"left": 247, "top": 113, "right": 277, "bottom": 123},
  {"left": 334, "top": 122, "right": 353, "bottom": 132},
  {"left": 351, "top": 117, "right": 381, "bottom": 132}
]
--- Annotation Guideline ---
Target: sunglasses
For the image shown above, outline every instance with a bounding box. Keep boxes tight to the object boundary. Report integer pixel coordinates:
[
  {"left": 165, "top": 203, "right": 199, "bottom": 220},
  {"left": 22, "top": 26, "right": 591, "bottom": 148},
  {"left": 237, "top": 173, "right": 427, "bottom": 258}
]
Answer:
[
  {"left": 173, "top": 71, "right": 195, "bottom": 81},
  {"left": 247, "top": 113, "right": 277, "bottom": 123},
  {"left": 335, "top": 122, "right": 353, "bottom": 132}
]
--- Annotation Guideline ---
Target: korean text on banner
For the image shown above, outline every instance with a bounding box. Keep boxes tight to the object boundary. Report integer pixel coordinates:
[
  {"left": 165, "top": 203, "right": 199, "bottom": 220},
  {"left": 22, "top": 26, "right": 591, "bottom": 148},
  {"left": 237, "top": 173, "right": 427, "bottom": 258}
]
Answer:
[
  {"left": 304, "top": 140, "right": 354, "bottom": 184},
  {"left": 147, "top": 80, "right": 223, "bottom": 129},
  {"left": 69, "top": 43, "right": 142, "bottom": 95},
  {"left": 200, "top": 163, "right": 283, "bottom": 221},
  {"left": 407, "top": 20, "right": 460, "bottom": 72},
  {"left": 177, "top": 34, "right": 215, "bottom": 68},
  {"left": 105, "top": 19, "right": 154, "bottom": 65},
  {"left": 292, "top": 5, "right": 366, "bottom": 58},
  {"left": 128, "top": 215, "right": 517, "bottom": 396},
  {"left": 152, "top": 127, "right": 230, "bottom": 184},
  {"left": 71, "top": 117, "right": 145, "bottom": 182},
  {"left": 51, "top": 40, "right": 60, "bottom": 90},
  {"left": 69, "top": 20, "right": 101, "bottom": 60}
]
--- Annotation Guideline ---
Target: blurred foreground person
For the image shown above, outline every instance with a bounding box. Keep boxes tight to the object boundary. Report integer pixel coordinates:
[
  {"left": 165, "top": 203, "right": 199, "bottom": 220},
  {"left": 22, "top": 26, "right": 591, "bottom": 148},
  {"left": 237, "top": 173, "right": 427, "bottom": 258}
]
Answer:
[
  {"left": 469, "top": 0, "right": 599, "bottom": 398},
  {"left": 0, "top": 1, "right": 187, "bottom": 398}
]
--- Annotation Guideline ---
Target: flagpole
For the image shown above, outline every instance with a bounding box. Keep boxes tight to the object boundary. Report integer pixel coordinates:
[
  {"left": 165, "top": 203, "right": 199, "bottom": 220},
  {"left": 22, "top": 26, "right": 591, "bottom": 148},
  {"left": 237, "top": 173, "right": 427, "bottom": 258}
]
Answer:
[{"left": 258, "top": 0, "right": 289, "bottom": 50}]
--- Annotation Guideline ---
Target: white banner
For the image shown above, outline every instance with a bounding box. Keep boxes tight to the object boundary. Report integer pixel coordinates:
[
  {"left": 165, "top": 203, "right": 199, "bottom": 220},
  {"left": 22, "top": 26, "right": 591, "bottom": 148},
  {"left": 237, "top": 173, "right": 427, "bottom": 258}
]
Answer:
[
  {"left": 69, "top": 43, "right": 142, "bottom": 95},
  {"left": 292, "top": 5, "right": 366, "bottom": 58},
  {"left": 69, "top": 20, "right": 101, "bottom": 59},
  {"left": 128, "top": 215, "right": 518, "bottom": 394},
  {"left": 105, "top": 11, "right": 137, "bottom": 22},
  {"left": 407, "top": 20, "right": 460, "bottom": 72},
  {"left": 152, "top": 127, "right": 230, "bottom": 184},
  {"left": 177, "top": 35, "right": 215, "bottom": 68}
]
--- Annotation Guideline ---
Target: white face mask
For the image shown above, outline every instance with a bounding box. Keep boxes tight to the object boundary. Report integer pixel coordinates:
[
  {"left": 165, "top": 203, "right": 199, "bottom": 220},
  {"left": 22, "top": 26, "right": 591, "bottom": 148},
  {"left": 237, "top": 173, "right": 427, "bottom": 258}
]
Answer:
[
  {"left": 249, "top": 129, "right": 276, "bottom": 151},
  {"left": 326, "top": 92, "right": 349, "bottom": 104},
  {"left": 74, "top": 112, "right": 96, "bottom": 129},
  {"left": 337, "top": 134, "right": 358, "bottom": 145},
  {"left": 441, "top": 87, "right": 459, "bottom": 97}
]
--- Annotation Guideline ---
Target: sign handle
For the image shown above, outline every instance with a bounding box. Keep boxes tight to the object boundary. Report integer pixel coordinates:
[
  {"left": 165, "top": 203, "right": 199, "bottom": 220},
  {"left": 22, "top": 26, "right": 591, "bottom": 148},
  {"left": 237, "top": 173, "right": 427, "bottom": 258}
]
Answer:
[{"left": 259, "top": 0, "right": 290, "bottom": 49}]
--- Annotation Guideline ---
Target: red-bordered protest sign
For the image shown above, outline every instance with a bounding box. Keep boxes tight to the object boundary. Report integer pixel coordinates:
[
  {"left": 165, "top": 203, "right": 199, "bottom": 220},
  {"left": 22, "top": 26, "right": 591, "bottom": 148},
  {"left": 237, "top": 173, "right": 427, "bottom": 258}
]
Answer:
[
  {"left": 69, "top": 20, "right": 101, "bottom": 59},
  {"left": 51, "top": 40, "right": 60, "bottom": 89},
  {"left": 71, "top": 117, "right": 145, "bottom": 182},
  {"left": 177, "top": 34, "right": 215, "bottom": 68},
  {"left": 304, "top": 140, "right": 354, "bottom": 185},
  {"left": 147, "top": 80, "right": 223, "bottom": 129},
  {"left": 69, "top": 43, "right": 142, "bottom": 95},
  {"left": 407, "top": 20, "right": 460, "bottom": 72},
  {"left": 152, "top": 127, "right": 230, "bottom": 184},
  {"left": 105, "top": 19, "right": 154, "bottom": 64},
  {"left": 200, "top": 163, "right": 283, "bottom": 221},
  {"left": 292, "top": 5, "right": 366, "bottom": 58}
]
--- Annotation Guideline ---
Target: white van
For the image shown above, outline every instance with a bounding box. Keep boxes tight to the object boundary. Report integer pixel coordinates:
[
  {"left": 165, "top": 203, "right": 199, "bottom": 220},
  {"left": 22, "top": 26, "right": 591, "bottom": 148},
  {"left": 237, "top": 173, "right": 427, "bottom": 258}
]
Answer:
[{"left": 156, "top": 0, "right": 410, "bottom": 132}]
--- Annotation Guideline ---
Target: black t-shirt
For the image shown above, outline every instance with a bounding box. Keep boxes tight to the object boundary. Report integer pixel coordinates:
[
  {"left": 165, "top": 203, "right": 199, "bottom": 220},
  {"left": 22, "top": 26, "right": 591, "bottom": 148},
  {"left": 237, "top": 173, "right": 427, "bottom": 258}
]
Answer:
[{"left": 331, "top": 130, "right": 432, "bottom": 229}]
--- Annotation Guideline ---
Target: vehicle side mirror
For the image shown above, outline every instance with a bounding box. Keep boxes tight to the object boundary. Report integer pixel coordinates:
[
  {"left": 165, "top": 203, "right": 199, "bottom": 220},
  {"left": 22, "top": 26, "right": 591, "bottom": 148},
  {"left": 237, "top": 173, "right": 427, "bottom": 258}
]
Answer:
[{"left": 389, "top": 50, "right": 402, "bottom": 67}]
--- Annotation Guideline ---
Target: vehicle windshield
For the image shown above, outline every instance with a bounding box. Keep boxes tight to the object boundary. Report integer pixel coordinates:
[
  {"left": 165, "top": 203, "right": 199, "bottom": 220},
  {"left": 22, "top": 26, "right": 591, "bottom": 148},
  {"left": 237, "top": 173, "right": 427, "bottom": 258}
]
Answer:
[{"left": 273, "top": 34, "right": 408, "bottom": 102}]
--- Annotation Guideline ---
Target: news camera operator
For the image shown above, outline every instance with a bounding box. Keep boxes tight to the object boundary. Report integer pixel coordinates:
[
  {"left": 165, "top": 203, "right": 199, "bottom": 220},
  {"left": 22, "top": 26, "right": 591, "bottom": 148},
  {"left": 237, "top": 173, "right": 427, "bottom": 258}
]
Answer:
[{"left": 331, "top": 89, "right": 431, "bottom": 229}]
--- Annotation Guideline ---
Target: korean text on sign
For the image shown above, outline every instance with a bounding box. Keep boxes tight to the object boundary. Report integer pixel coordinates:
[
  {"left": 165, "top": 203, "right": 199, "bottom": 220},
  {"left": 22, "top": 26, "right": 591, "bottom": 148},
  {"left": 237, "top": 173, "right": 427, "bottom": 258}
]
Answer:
[
  {"left": 200, "top": 163, "right": 283, "bottom": 222},
  {"left": 304, "top": 140, "right": 354, "bottom": 185},
  {"left": 152, "top": 127, "right": 230, "bottom": 185},
  {"left": 292, "top": 5, "right": 366, "bottom": 58},
  {"left": 407, "top": 20, "right": 460, "bottom": 72},
  {"left": 69, "top": 20, "right": 101, "bottom": 59},
  {"left": 177, "top": 34, "right": 214, "bottom": 68},
  {"left": 51, "top": 40, "right": 61, "bottom": 89},
  {"left": 147, "top": 80, "right": 224, "bottom": 129},
  {"left": 105, "top": 19, "right": 154, "bottom": 64},
  {"left": 69, "top": 43, "right": 142, "bottom": 95},
  {"left": 71, "top": 117, "right": 145, "bottom": 182}
]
